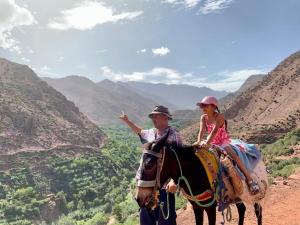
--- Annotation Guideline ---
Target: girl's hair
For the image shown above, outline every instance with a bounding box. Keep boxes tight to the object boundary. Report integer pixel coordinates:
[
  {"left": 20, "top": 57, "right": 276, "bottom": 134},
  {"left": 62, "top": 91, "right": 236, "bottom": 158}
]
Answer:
[{"left": 216, "top": 106, "right": 228, "bottom": 132}]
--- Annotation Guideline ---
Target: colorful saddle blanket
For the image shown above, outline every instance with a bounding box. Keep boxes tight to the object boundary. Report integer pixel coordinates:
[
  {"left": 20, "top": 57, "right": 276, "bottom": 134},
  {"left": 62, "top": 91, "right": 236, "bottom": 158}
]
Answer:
[
  {"left": 181, "top": 148, "right": 219, "bottom": 202},
  {"left": 195, "top": 148, "right": 219, "bottom": 190},
  {"left": 230, "top": 139, "right": 262, "bottom": 176}
]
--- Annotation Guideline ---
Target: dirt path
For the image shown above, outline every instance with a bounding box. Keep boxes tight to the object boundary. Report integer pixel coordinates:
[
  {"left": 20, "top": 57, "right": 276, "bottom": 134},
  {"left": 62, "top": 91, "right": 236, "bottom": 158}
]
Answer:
[{"left": 177, "top": 170, "right": 300, "bottom": 225}]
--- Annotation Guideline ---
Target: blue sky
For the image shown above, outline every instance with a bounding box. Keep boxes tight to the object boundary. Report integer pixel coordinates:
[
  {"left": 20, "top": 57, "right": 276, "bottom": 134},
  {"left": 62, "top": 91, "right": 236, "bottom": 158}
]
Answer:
[{"left": 0, "top": 0, "right": 300, "bottom": 91}]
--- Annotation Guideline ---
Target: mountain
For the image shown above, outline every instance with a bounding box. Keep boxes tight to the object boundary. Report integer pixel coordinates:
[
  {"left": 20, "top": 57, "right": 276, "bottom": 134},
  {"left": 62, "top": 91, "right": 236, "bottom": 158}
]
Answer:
[
  {"left": 97, "top": 79, "right": 176, "bottom": 110},
  {"left": 224, "top": 50, "right": 300, "bottom": 143},
  {"left": 0, "top": 58, "right": 105, "bottom": 154},
  {"left": 220, "top": 74, "right": 265, "bottom": 108},
  {"left": 43, "top": 77, "right": 161, "bottom": 125},
  {"left": 180, "top": 50, "right": 300, "bottom": 144},
  {"left": 171, "top": 109, "right": 200, "bottom": 131},
  {"left": 120, "top": 81, "right": 228, "bottom": 109}
]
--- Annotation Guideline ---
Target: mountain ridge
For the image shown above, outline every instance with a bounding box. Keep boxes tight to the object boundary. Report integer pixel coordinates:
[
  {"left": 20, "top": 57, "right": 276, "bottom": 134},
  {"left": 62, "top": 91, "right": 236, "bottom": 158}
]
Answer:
[
  {"left": 121, "top": 81, "right": 228, "bottom": 109},
  {"left": 43, "top": 76, "right": 160, "bottom": 125},
  {"left": 0, "top": 58, "right": 105, "bottom": 154}
]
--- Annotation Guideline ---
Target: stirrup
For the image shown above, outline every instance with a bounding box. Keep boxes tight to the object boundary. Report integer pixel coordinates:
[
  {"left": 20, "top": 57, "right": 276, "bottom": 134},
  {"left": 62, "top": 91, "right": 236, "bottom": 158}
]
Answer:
[{"left": 248, "top": 180, "right": 260, "bottom": 195}]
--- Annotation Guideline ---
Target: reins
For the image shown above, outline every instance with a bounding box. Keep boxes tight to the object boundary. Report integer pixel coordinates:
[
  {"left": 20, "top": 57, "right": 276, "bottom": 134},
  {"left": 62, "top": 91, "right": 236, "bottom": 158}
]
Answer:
[
  {"left": 169, "top": 146, "right": 219, "bottom": 208},
  {"left": 169, "top": 146, "right": 231, "bottom": 225}
]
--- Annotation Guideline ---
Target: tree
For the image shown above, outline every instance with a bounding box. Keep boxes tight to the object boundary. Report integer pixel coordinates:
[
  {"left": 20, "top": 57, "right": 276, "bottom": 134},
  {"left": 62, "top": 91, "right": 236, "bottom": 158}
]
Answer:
[{"left": 85, "top": 212, "right": 108, "bottom": 225}]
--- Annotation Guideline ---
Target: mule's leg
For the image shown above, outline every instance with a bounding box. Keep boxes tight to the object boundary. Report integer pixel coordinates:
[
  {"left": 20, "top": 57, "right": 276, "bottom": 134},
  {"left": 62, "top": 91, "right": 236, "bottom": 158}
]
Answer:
[
  {"left": 236, "top": 202, "right": 246, "bottom": 225},
  {"left": 254, "top": 203, "right": 262, "bottom": 225},
  {"left": 204, "top": 203, "right": 217, "bottom": 225},
  {"left": 190, "top": 201, "right": 204, "bottom": 225}
]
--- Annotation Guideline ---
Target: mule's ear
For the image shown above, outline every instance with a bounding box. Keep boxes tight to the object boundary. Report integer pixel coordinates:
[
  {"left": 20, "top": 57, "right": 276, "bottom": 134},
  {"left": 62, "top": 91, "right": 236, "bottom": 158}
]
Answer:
[{"left": 152, "top": 129, "right": 170, "bottom": 152}]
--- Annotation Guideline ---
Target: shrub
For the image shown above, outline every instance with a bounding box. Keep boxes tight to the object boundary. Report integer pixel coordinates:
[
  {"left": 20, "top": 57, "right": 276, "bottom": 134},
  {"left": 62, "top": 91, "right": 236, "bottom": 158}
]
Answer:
[
  {"left": 273, "top": 164, "right": 298, "bottom": 178},
  {"left": 85, "top": 212, "right": 109, "bottom": 225},
  {"left": 268, "top": 157, "right": 300, "bottom": 178},
  {"left": 54, "top": 215, "right": 76, "bottom": 225}
]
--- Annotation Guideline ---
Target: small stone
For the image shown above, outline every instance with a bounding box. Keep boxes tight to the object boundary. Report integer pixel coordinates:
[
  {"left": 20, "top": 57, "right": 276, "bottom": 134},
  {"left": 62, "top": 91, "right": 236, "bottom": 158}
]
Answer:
[{"left": 283, "top": 180, "right": 288, "bottom": 185}]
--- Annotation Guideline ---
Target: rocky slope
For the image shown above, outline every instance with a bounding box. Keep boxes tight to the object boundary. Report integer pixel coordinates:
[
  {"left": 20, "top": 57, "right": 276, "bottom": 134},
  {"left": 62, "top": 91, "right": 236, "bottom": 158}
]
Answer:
[
  {"left": 225, "top": 50, "right": 300, "bottom": 143},
  {"left": 0, "top": 58, "right": 105, "bottom": 154},
  {"left": 220, "top": 74, "right": 265, "bottom": 109}
]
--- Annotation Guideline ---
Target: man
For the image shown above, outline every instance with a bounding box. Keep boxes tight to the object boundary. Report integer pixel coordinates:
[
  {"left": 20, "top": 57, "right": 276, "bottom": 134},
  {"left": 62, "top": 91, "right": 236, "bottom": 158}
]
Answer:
[{"left": 120, "top": 105, "right": 181, "bottom": 225}]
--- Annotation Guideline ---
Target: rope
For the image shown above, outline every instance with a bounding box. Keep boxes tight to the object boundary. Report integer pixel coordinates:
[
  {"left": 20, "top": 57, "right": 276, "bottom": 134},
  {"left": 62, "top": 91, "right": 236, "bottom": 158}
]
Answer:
[
  {"left": 169, "top": 147, "right": 217, "bottom": 208},
  {"left": 159, "top": 191, "right": 170, "bottom": 220},
  {"left": 158, "top": 146, "right": 228, "bottom": 221}
]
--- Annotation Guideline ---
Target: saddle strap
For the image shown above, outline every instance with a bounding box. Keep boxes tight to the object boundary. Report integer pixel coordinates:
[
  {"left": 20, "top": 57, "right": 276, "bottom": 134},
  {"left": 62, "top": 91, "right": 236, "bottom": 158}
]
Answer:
[{"left": 182, "top": 189, "right": 214, "bottom": 202}]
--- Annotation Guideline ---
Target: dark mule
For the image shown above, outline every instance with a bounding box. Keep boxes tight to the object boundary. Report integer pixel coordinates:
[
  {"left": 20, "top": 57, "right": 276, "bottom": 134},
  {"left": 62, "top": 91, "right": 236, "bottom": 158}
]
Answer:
[{"left": 136, "top": 132, "right": 262, "bottom": 225}]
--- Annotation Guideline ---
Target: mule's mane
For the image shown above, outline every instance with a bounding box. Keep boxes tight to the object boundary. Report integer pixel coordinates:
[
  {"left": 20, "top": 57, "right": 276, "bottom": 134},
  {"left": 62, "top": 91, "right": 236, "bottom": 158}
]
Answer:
[{"left": 166, "top": 142, "right": 197, "bottom": 161}]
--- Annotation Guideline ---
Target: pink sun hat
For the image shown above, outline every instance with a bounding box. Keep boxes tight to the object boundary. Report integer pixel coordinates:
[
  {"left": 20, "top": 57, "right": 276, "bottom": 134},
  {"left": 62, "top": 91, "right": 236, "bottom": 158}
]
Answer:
[{"left": 196, "top": 96, "right": 219, "bottom": 107}]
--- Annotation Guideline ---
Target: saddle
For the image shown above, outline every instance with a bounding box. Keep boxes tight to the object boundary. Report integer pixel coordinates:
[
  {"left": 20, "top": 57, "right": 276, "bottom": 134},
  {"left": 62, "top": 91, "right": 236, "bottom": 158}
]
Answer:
[
  {"left": 182, "top": 146, "right": 268, "bottom": 205},
  {"left": 182, "top": 147, "right": 244, "bottom": 204},
  {"left": 181, "top": 148, "right": 219, "bottom": 202},
  {"left": 195, "top": 147, "right": 243, "bottom": 201}
]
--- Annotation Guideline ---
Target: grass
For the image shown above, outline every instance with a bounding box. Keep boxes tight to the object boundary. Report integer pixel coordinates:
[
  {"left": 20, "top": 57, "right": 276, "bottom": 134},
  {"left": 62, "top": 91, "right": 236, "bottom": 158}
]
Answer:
[
  {"left": 261, "top": 128, "right": 300, "bottom": 157},
  {"left": 267, "top": 157, "right": 300, "bottom": 178}
]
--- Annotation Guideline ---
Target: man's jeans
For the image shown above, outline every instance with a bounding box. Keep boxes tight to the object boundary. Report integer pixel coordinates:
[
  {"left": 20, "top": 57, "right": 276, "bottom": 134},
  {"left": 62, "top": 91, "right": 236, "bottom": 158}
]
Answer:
[{"left": 140, "top": 189, "right": 177, "bottom": 225}]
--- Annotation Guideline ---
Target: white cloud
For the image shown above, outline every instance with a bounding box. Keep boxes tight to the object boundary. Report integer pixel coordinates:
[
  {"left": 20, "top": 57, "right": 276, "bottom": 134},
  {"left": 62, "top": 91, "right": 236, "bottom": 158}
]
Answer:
[
  {"left": 48, "top": 1, "right": 143, "bottom": 30},
  {"left": 28, "top": 48, "right": 34, "bottom": 54},
  {"left": 9, "top": 45, "right": 22, "bottom": 55},
  {"left": 199, "top": 65, "right": 207, "bottom": 69},
  {"left": 101, "top": 66, "right": 186, "bottom": 83},
  {"left": 197, "top": 69, "right": 266, "bottom": 91},
  {"left": 152, "top": 46, "right": 170, "bottom": 56},
  {"left": 162, "top": 0, "right": 202, "bottom": 9},
  {"left": 41, "top": 65, "right": 51, "bottom": 71},
  {"left": 96, "top": 49, "right": 108, "bottom": 54},
  {"left": 162, "top": 0, "right": 234, "bottom": 14},
  {"left": 136, "top": 48, "right": 147, "bottom": 54},
  {"left": 21, "top": 57, "right": 30, "bottom": 62},
  {"left": 57, "top": 56, "right": 65, "bottom": 62},
  {"left": 36, "top": 65, "right": 64, "bottom": 79},
  {"left": 0, "top": 0, "right": 35, "bottom": 50},
  {"left": 77, "top": 64, "right": 87, "bottom": 69},
  {"left": 36, "top": 69, "right": 63, "bottom": 79},
  {"left": 101, "top": 67, "right": 267, "bottom": 91},
  {"left": 200, "top": 0, "right": 234, "bottom": 14},
  {"left": 221, "top": 69, "right": 264, "bottom": 82}
]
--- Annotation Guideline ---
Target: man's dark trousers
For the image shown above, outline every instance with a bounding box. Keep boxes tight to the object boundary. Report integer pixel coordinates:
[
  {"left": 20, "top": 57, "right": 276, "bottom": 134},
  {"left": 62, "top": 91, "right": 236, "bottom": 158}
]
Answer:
[{"left": 140, "top": 189, "right": 177, "bottom": 225}]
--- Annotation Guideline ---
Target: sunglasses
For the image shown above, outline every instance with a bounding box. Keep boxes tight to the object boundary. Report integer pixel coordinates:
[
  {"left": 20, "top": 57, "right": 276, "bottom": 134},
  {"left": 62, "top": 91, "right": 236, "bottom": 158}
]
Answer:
[{"left": 199, "top": 103, "right": 210, "bottom": 108}]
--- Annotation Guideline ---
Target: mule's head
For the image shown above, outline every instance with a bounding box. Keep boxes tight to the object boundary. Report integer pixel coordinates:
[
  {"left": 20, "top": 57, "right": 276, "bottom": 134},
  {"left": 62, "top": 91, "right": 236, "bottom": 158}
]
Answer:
[{"left": 135, "top": 130, "right": 170, "bottom": 209}]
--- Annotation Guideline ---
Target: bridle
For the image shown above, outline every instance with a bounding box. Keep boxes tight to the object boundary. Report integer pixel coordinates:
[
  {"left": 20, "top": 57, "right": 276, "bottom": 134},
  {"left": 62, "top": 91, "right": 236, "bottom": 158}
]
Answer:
[
  {"left": 137, "top": 142, "right": 167, "bottom": 209},
  {"left": 137, "top": 128, "right": 170, "bottom": 189}
]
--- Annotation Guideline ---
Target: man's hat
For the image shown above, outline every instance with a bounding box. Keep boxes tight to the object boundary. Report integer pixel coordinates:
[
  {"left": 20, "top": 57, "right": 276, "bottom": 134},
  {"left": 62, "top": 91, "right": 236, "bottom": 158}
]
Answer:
[{"left": 148, "top": 105, "right": 172, "bottom": 120}]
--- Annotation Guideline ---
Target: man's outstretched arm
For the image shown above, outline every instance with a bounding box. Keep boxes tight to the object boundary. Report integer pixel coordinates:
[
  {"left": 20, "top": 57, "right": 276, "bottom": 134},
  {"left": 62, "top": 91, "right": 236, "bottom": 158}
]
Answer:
[{"left": 119, "top": 112, "right": 142, "bottom": 134}]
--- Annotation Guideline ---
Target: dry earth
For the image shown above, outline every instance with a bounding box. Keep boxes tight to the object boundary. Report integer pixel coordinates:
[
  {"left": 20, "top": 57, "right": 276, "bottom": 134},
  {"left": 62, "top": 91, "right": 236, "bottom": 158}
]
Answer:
[{"left": 177, "top": 170, "right": 300, "bottom": 225}]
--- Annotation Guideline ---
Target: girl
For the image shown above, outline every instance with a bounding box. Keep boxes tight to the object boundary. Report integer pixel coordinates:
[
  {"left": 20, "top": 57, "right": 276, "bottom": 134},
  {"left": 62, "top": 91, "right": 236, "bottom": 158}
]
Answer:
[{"left": 194, "top": 96, "right": 260, "bottom": 195}]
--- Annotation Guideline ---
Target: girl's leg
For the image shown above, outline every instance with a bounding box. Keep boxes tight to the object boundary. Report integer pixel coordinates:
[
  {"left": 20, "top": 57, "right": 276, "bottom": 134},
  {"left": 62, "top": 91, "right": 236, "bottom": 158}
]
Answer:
[
  {"left": 224, "top": 146, "right": 260, "bottom": 194},
  {"left": 223, "top": 146, "right": 252, "bottom": 181}
]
